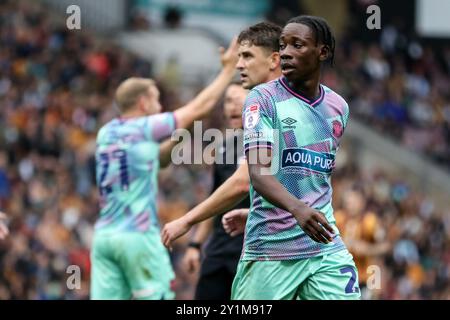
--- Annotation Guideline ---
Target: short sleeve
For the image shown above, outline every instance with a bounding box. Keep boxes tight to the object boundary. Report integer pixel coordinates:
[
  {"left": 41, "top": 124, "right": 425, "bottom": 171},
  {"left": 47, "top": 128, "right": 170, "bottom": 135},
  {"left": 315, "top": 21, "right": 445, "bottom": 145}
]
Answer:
[
  {"left": 145, "top": 112, "right": 177, "bottom": 142},
  {"left": 342, "top": 101, "right": 350, "bottom": 130},
  {"left": 242, "top": 89, "right": 275, "bottom": 154}
]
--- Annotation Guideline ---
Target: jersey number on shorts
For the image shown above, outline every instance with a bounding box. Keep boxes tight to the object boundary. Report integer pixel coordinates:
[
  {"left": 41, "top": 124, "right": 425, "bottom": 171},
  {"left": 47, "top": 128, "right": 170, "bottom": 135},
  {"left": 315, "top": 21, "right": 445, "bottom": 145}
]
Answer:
[
  {"left": 340, "top": 266, "right": 359, "bottom": 294},
  {"left": 98, "top": 149, "right": 129, "bottom": 195}
]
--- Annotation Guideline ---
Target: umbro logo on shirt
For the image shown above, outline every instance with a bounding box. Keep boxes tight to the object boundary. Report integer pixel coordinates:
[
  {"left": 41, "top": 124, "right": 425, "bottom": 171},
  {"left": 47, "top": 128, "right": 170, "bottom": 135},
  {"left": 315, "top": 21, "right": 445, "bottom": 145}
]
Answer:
[{"left": 281, "top": 117, "right": 297, "bottom": 128}]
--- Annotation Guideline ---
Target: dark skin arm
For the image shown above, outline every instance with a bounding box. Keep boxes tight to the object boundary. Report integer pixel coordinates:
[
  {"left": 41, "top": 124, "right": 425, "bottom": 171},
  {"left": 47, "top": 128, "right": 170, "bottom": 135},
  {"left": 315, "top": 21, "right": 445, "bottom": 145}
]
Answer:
[{"left": 247, "top": 148, "right": 334, "bottom": 244}]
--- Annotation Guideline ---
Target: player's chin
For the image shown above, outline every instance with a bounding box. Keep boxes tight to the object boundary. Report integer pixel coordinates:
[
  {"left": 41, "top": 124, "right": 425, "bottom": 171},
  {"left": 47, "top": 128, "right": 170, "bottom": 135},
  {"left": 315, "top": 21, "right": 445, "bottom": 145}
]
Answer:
[
  {"left": 281, "top": 67, "right": 298, "bottom": 79},
  {"left": 240, "top": 79, "right": 253, "bottom": 90}
]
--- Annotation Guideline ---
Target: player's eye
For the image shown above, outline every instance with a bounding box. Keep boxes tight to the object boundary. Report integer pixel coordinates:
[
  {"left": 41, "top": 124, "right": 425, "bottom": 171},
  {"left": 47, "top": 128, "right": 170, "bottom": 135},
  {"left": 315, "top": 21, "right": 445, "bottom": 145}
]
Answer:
[
  {"left": 279, "top": 43, "right": 286, "bottom": 50},
  {"left": 294, "top": 43, "right": 303, "bottom": 49}
]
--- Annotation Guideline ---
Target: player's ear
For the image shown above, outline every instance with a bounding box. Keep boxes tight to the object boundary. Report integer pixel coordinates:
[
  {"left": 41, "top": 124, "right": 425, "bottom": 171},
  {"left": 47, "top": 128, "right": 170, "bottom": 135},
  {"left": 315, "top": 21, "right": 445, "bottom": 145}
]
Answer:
[
  {"left": 319, "top": 45, "right": 330, "bottom": 62},
  {"left": 137, "top": 94, "right": 147, "bottom": 112},
  {"left": 269, "top": 52, "right": 280, "bottom": 71}
]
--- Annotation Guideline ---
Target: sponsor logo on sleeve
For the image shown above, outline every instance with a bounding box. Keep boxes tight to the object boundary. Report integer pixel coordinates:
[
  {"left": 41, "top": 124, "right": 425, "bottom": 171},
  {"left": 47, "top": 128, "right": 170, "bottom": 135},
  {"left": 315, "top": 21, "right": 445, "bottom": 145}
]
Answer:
[
  {"left": 244, "top": 105, "right": 260, "bottom": 129},
  {"left": 244, "top": 131, "right": 264, "bottom": 140},
  {"left": 332, "top": 120, "right": 343, "bottom": 138}
]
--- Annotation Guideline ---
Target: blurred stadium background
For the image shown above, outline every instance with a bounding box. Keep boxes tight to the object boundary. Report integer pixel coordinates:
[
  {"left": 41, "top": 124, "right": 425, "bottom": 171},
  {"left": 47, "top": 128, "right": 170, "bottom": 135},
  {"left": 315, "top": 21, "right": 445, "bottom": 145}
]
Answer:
[{"left": 0, "top": 0, "right": 449, "bottom": 300}]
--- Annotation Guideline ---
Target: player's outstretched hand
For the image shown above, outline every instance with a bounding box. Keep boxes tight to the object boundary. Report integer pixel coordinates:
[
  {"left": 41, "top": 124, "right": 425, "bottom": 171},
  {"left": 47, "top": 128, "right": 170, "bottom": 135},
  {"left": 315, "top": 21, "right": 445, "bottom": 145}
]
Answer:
[
  {"left": 182, "top": 247, "right": 201, "bottom": 274},
  {"left": 219, "top": 36, "right": 239, "bottom": 69},
  {"left": 161, "top": 217, "right": 191, "bottom": 250},
  {"left": 222, "top": 208, "right": 248, "bottom": 237},
  {"left": 292, "top": 205, "right": 335, "bottom": 244},
  {"left": 0, "top": 212, "right": 9, "bottom": 240}
]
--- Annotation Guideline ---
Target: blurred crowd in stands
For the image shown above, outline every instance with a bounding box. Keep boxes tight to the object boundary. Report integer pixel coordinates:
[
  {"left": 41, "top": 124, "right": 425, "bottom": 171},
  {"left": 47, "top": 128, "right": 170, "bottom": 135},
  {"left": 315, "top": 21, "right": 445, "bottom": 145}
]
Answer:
[
  {"left": 0, "top": 0, "right": 448, "bottom": 299},
  {"left": 330, "top": 34, "right": 450, "bottom": 169},
  {"left": 333, "top": 161, "right": 450, "bottom": 299}
]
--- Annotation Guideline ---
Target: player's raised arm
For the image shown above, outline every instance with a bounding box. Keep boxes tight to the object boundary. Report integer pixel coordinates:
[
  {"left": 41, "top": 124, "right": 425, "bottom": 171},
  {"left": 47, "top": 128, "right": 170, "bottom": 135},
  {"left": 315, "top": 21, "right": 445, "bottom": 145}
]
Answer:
[
  {"left": 172, "top": 37, "right": 239, "bottom": 130},
  {"left": 158, "top": 37, "right": 239, "bottom": 167}
]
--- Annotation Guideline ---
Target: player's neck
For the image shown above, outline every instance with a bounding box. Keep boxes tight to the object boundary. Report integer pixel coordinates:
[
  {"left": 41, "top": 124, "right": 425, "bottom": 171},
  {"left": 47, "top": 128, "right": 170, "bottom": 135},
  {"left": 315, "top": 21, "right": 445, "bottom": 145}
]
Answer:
[
  {"left": 286, "top": 73, "right": 321, "bottom": 101},
  {"left": 120, "top": 108, "right": 147, "bottom": 119},
  {"left": 267, "top": 69, "right": 282, "bottom": 83}
]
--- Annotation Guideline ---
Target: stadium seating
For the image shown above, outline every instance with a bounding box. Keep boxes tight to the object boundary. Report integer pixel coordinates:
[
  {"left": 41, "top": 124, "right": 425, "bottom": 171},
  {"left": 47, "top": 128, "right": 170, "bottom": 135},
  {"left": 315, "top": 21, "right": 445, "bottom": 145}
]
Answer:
[{"left": 0, "top": 0, "right": 448, "bottom": 299}]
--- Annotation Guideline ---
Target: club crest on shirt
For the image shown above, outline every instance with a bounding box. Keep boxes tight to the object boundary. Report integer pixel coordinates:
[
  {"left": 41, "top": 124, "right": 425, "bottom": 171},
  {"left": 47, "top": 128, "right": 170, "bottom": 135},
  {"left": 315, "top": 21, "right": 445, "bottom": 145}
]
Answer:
[
  {"left": 244, "top": 105, "right": 260, "bottom": 129},
  {"left": 332, "top": 120, "right": 343, "bottom": 138}
]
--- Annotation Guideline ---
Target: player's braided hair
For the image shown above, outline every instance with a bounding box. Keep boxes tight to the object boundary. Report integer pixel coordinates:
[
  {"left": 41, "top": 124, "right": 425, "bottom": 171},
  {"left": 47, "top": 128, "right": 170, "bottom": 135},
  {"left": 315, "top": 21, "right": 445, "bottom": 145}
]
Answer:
[
  {"left": 237, "top": 22, "right": 282, "bottom": 53},
  {"left": 286, "top": 15, "right": 336, "bottom": 66}
]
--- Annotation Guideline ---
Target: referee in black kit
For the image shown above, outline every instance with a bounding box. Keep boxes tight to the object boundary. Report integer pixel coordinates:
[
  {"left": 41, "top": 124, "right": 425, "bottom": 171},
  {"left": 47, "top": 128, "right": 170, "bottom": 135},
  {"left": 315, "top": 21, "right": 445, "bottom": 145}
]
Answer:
[{"left": 183, "top": 82, "right": 249, "bottom": 300}]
